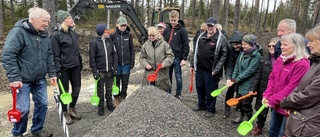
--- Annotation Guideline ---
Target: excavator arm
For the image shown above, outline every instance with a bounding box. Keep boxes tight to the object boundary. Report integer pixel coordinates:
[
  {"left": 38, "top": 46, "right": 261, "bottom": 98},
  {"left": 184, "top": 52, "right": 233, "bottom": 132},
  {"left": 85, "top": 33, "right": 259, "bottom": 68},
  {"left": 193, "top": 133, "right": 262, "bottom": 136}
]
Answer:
[{"left": 69, "top": 0, "right": 148, "bottom": 44}]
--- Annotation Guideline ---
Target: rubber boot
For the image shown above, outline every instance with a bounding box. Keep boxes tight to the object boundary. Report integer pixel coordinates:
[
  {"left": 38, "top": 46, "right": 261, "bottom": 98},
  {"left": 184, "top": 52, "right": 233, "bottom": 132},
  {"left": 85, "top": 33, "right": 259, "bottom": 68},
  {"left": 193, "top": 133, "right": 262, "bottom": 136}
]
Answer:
[{"left": 232, "top": 111, "right": 243, "bottom": 124}]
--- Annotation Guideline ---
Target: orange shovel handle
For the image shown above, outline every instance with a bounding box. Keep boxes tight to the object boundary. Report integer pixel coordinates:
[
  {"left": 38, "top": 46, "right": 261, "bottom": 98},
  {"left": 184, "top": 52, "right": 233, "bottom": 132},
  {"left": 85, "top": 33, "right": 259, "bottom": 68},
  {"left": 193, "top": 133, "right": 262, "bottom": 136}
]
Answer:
[{"left": 235, "top": 91, "right": 257, "bottom": 101}]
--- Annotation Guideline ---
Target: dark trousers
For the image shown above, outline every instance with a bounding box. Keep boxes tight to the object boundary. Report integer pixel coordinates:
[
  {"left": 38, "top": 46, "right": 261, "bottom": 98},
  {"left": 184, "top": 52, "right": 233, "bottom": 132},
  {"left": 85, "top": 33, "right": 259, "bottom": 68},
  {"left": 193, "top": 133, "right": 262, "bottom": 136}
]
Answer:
[
  {"left": 195, "top": 68, "right": 219, "bottom": 112},
  {"left": 255, "top": 92, "right": 269, "bottom": 128},
  {"left": 59, "top": 65, "right": 81, "bottom": 112},
  {"left": 97, "top": 71, "right": 113, "bottom": 108},
  {"left": 237, "top": 94, "right": 254, "bottom": 117}
]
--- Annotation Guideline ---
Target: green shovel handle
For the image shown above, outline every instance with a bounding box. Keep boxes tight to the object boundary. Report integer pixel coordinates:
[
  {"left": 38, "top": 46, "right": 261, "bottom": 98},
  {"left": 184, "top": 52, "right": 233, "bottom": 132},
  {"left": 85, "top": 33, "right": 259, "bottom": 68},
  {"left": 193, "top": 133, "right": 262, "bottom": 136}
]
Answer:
[
  {"left": 248, "top": 104, "right": 266, "bottom": 123},
  {"left": 113, "top": 76, "right": 117, "bottom": 86},
  {"left": 58, "top": 79, "right": 67, "bottom": 94},
  {"left": 94, "top": 78, "right": 100, "bottom": 96},
  {"left": 220, "top": 85, "right": 228, "bottom": 91}
]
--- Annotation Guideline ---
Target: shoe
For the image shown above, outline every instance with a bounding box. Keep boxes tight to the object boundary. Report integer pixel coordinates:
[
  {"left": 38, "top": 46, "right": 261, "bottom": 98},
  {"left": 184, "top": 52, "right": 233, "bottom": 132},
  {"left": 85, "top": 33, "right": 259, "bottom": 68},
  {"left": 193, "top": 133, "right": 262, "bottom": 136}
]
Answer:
[
  {"left": 174, "top": 94, "right": 182, "bottom": 99},
  {"left": 251, "top": 126, "right": 262, "bottom": 135},
  {"left": 232, "top": 112, "right": 243, "bottom": 124},
  {"left": 114, "top": 96, "right": 120, "bottom": 107},
  {"left": 12, "top": 134, "right": 23, "bottom": 137},
  {"left": 192, "top": 106, "right": 206, "bottom": 111},
  {"left": 107, "top": 105, "right": 115, "bottom": 111},
  {"left": 24, "top": 129, "right": 53, "bottom": 137},
  {"left": 63, "top": 112, "right": 74, "bottom": 125},
  {"left": 69, "top": 107, "right": 81, "bottom": 120},
  {"left": 98, "top": 108, "right": 104, "bottom": 116},
  {"left": 205, "top": 111, "right": 215, "bottom": 118},
  {"left": 223, "top": 107, "right": 230, "bottom": 119}
]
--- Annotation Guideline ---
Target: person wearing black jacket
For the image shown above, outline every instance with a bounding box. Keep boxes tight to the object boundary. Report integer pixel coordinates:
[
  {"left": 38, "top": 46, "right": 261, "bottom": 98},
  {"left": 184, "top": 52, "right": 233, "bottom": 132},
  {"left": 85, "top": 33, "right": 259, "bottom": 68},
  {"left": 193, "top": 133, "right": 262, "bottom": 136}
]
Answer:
[
  {"left": 51, "top": 10, "right": 82, "bottom": 125},
  {"left": 90, "top": 24, "right": 118, "bottom": 115},
  {"left": 163, "top": 10, "right": 189, "bottom": 99},
  {"left": 223, "top": 31, "right": 243, "bottom": 118},
  {"left": 190, "top": 17, "right": 228, "bottom": 118},
  {"left": 110, "top": 17, "right": 135, "bottom": 106}
]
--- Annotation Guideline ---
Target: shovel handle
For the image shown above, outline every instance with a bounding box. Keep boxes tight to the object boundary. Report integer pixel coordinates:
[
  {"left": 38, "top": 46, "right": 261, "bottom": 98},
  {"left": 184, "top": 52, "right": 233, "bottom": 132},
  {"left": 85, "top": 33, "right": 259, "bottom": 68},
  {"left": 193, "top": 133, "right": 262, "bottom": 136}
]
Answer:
[
  {"left": 248, "top": 104, "right": 266, "bottom": 123},
  {"left": 235, "top": 91, "right": 257, "bottom": 101},
  {"left": 189, "top": 69, "right": 194, "bottom": 93},
  {"left": 58, "top": 79, "right": 67, "bottom": 94},
  {"left": 219, "top": 85, "right": 228, "bottom": 91},
  {"left": 94, "top": 78, "right": 100, "bottom": 96},
  {"left": 153, "top": 64, "right": 163, "bottom": 75},
  {"left": 113, "top": 76, "right": 117, "bottom": 86},
  {"left": 10, "top": 86, "right": 18, "bottom": 110}
]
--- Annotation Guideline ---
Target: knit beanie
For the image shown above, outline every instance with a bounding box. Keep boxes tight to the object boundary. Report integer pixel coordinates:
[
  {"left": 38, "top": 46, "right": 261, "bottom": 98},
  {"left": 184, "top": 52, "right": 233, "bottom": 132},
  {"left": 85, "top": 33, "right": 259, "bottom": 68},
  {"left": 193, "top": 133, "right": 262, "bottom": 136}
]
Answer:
[
  {"left": 229, "top": 31, "right": 243, "bottom": 43},
  {"left": 96, "top": 24, "right": 108, "bottom": 36},
  {"left": 242, "top": 34, "right": 257, "bottom": 47},
  {"left": 56, "top": 10, "right": 71, "bottom": 23}
]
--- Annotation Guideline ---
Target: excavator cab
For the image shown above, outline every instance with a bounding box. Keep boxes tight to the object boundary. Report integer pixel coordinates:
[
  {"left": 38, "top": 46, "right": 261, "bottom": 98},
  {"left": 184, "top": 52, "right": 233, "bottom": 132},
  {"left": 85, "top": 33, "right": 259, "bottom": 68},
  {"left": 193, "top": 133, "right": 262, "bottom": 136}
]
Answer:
[{"left": 151, "top": 8, "right": 180, "bottom": 26}]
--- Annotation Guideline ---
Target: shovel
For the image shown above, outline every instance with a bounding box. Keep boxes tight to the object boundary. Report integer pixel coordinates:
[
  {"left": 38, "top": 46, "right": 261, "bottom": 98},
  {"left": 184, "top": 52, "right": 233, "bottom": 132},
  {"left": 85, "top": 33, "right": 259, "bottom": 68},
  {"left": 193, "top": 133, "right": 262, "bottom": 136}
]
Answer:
[
  {"left": 226, "top": 91, "right": 257, "bottom": 106},
  {"left": 147, "top": 64, "right": 163, "bottom": 82},
  {"left": 7, "top": 86, "right": 21, "bottom": 122},
  {"left": 90, "top": 78, "right": 100, "bottom": 106},
  {"left": 237, "top": 104, "right": 266, "bottom": 136},
  {"left": 58, "top": 79, "right": 72, "bottom": 104},
  {"left": 189, "top": 68, "right": 194, "bottom": 93},
  {"left": 211, "top": 85, "right": 229, "bottom": 97},
  {"left": 112, "top": 76, "right": 120, "bottom": 96}
]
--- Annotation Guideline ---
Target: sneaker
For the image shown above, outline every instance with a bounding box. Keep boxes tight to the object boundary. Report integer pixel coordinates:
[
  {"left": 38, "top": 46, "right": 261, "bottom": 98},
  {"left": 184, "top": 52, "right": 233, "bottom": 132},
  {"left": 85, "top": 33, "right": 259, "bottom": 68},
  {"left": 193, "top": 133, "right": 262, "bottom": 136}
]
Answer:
[
  {"left": 174, "top": 94, "right": 182, "bottom": 99},
  {"left": 98, "top": 108, "right": 104, "bottom": 116},
  {"left": 69, "top": 107, "right": 81, "bottom": 120},
  {"left": 251, "top": 126, "right": 262, "bottom": 135},
  {"left": 24, "top": 129, "right": 53, "bottom": 137},
  {"left": 107, "top": 105, "right": 115, "bottom": 111},
  {"left": 192, "top": 106, "right": 206, "bottom": 111},
  {"left": 63, "top": 112, "right": 74, "bottom": 125},
  {"left": 205, "top": 111, "right": 215, "bottom": 118}
]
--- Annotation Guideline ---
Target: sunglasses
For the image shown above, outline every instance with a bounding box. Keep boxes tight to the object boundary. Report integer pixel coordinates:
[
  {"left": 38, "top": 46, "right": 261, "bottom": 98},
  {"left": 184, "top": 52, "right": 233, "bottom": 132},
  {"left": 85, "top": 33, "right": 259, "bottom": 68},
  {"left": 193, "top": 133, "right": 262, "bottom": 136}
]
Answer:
[{"left": 268, "top": 45, "right": 275, "bottom": 48}]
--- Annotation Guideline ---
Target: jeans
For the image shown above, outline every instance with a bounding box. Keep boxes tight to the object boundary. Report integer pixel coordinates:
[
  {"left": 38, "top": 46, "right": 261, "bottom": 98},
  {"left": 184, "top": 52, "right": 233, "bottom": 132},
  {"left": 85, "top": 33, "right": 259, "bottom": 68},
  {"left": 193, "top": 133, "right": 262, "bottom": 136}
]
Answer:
[
  {"left": 269, "top": 110, "right": 286, "bottom": 137},
  {"left": 117, "top": 64, "right": 131, "bottom": 75},
  {"left": 116, "top": 64, "right": 131, "bottom": 98},
  {"left": 12, "top": 78, "right": 48, "bottom": 136},
  {"left": 168, "top": 58, "right": 182, "bottom": 95},
  {"left": 195, "top": 68, "right": 219, "bottom": 112}
]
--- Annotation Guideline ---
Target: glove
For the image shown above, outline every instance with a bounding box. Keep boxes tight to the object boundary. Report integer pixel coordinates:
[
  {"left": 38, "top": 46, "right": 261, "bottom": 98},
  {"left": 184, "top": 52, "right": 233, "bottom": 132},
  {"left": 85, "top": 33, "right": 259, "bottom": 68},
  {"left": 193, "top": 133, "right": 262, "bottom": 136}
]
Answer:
[
  {"left": 130, "top": 63, "right": 134, "bottom": 69},
  {"left": 93, "top": 74, "right": 100, "bottom": 80},
  {"left": 113, "top": 70, "right": 118, "bottom": 76},
  {"left": 56, "top": 71, "right": 61, "bottom": 79}
]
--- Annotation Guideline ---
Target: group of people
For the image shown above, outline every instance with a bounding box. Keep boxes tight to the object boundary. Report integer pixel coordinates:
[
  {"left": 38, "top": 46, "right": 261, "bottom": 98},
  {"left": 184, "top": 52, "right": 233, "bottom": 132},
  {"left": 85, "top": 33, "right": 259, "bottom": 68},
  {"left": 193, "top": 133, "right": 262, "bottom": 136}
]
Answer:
[{"left": 2, "top": 6, "right": 320, "bottom": 137}]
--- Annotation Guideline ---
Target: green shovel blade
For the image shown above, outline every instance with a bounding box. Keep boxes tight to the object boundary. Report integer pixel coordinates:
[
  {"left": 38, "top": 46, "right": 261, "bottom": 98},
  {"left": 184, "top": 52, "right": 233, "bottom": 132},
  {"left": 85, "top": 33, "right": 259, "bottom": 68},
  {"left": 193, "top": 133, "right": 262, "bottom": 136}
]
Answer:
[
  {"left": 237, "top": 104, "right": 266, "bottom": 136},
  {"left": 211, "top": 85, "right": 228, "bottom": 97},
  {"left": 58, "top": 79, "right": 72, "bottom": 104},
  {"left": 112, "top": 76, "right": 119, "bottom": 95},
  {"left": 91, "top": 78, "right": 100, "bottom": 106}
]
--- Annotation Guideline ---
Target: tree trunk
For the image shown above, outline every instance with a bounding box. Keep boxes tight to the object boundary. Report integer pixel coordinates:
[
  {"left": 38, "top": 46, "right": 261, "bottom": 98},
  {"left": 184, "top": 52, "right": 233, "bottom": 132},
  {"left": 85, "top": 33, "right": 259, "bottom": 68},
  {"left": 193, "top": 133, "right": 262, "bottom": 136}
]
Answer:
[
  {"left": 198, "top": 0, "right": 202, "bottom": 28},
  {"left": 271, "top": 0, "right": 277, "bottom": 31},
  {"left": 34, "top": 0, "right": 38, "bottom": 7},
  {"left": 10, "top": 0, "right": 14, "bottom": 20},
  {"left": 249, "top": 0, "right": 254, "bottom": 32},
  {"left": 313, "top": 1, "right": 320, "bottom": 27},
  {"left": 180, "top": 0, "right": 184, "bottom": 20},
  {"left": 191, "top": 0, "right": 196, "bottom": 27},
  {"left": 233, "top": 0, "right": 240, "bottom": 31},
  {"left": 67, "top": 0, "right": 71, "bottom": 11},
  {"left": 2, "top": 0, "right": 5, "bottom": 20},
  {"left": 300, "top": 0, "right": 310, "bottom": 34},
  {"left": 254, "top": 0, "right": 259, "bottom": 32},
  {"left": 223, "top": 0, "right": 229, "bottom": 34},
  {"left": 0, "top": 0, "right": 4, "bottom": 40},
  {"left": 263, "top": 0, "right": 269, "bottom": 31},
  {"left": 43, "top": 0, "right": 57, "bottom": 33},
  {"left": 212, "top": 0, "right": 220, "bottom": 20}
]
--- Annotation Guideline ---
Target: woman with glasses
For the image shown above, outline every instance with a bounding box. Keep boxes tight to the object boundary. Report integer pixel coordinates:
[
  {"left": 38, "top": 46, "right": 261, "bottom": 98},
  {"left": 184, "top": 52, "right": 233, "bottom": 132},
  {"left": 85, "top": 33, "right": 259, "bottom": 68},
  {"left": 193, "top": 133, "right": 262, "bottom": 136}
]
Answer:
[
  {"left": 249, "top": 37, "right": 279, "bottom": 135},
  {"left": 263, "top": 33, "right": 310, "bottom": 137},
  {"left": 140, "top": 27, "right": 174, "bottom": 91}
]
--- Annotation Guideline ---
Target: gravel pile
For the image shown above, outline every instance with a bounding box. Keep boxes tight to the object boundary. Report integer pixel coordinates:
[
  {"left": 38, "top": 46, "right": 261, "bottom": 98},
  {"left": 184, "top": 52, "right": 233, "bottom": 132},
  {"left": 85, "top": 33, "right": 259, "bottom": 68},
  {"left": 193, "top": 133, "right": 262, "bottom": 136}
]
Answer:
[{"left": 84, "top": 86, "right": 221, "bottom": 137}]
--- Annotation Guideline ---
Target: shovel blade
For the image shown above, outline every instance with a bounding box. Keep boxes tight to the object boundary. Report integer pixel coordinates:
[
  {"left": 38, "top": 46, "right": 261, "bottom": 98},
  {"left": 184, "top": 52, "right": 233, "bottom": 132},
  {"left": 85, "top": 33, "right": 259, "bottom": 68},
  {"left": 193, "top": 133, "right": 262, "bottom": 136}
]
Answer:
[
  {"left": 112, "top": 86, "right": 120, "bottom": 95},
  {"left": 60, "top": 93, "right": 72, "bottom": 104},
  {"left": 147, "top": 74, "right": 157, "bottom": 82},
  {"left": 90, "top": 96, "right": 100, "bottom": 106},
  {"left": 211, "top": 89, "right": 221, "bottom": 97},
  {"left": 226, "top": 98, "right": 239, "bottom": 106},
  {"left": 237, "top": 121, "right": 253, "bottom": 136},
  {"left": 8, "top": 109, "right": 21, "bottom": 122}
]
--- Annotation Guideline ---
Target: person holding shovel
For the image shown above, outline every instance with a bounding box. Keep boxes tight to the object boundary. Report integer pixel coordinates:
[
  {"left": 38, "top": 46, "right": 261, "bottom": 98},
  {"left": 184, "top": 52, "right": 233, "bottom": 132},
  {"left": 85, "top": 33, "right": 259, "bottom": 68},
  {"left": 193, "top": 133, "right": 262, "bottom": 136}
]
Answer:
[
  {"left": 51, "top": 10, "right": 82, "bottom": 125},
  {"left": 89, "top": 24, "right": 118, "bottom": 115},
  {"left": 230, "top": 34, "right": 262, "bottom": 124},
  {"left": 140, "top": 27, "right": 174, "bottom": 91},
  {"left": 2, "top": 7, "right": 57, "bottom": 137}
]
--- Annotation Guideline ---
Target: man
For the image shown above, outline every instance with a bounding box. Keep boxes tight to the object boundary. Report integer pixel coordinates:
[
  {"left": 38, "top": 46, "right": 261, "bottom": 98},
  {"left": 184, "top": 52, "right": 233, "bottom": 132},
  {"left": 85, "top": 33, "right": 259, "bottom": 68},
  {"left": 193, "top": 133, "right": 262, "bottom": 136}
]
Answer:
[
  {"left": 110, "top": 17, "right": 135, "bottom": 106},
  {"left": 163, "top": 10, "right": 189, "bottom": 99},
  {"left": 191, "top": 17, "right": 228, "bottom": 118},
  {"left": 1, "top": 7, "right": 57, "bottom": 137}
]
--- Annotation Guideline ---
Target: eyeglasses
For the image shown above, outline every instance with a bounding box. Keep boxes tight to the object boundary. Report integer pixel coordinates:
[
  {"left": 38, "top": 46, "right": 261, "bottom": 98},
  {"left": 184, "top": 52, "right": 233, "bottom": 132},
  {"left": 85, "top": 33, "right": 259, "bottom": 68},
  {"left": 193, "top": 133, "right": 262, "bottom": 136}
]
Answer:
[{"left": 268, "top": 45, "right": 275, "bottom": 48}]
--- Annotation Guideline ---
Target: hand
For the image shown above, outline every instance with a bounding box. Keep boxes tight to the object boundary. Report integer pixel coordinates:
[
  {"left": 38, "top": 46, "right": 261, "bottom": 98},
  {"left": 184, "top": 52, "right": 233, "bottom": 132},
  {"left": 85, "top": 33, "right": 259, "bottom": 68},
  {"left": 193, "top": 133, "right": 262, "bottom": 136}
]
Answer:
[
  {"left": 230, "top": 78, "right": 237, "bottom": 84},
  {"left": 56, "top": 71, "right": 61, "bottom": 79},
  {"left": 262, "top": 98, "right": 268, "bottom": 104},
  {"left": 226, "top": 79, "right": 234, "bottom": 87},
  {"left": 284, "top": 109, "right": 290, "bottom": 116},
  {"left": 131, "top": 63, "right": 134, "bottom": 69},
  {"left": 50, "top": 77, "right": 57, "bottom": 86},
  {"left": 180, "top": 59, "right": 186, "bottom": 66},
  {"left": 265, "top": 103, "right": 272, "bottom": 108},
  {"left": 113, "top": 70, "right": 118, "bottom": 76},
  {"left": 10, "top": 81, "right": 22, "bottom": 88},
  {"left": 146, "top": 65, "right": 152, "bottom": 70},
  {"left": 94, "top": 74, "right": 100, "bottom": 80},
  {"left": 160, "top": 64, "right": 165, "bottom": 68}
]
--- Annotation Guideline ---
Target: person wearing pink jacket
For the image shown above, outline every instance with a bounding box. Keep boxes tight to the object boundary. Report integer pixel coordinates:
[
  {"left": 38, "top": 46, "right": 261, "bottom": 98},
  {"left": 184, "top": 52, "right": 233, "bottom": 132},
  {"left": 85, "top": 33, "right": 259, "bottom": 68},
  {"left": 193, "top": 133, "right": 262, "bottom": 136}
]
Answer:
[{"left": 262, "top": 33, "right": 310, "bottom": 137}]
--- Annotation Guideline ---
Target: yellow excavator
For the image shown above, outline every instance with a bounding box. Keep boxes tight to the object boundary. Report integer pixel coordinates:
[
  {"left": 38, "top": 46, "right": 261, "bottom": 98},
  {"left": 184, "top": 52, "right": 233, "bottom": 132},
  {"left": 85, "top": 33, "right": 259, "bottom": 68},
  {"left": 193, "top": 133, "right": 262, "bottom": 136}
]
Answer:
[{"left": 69, "top": 0, "right": 179, "bottom": 44}]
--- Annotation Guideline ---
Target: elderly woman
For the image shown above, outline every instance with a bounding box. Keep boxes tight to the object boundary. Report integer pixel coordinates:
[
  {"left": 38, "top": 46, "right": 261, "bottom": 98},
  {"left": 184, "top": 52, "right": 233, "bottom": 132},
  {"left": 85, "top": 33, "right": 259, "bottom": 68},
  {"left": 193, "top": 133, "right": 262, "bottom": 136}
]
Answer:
[
  {"left": 230, "top": 34, "right": 262, "bottom": 124},
  {"left": 263, "top": 33, "right": 310, "bottom": 137},
  {"left": 279, "top": 26, "right": 320, "bottom": 137},
  {"left": 140, "top": 27, "right": 174, "bottom": 91}
]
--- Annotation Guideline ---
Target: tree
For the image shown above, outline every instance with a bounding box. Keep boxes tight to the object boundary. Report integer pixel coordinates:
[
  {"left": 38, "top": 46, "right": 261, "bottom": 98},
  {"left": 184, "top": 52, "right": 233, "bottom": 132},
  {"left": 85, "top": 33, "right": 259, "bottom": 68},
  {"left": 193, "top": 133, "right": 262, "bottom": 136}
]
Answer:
[
  {"left": 191, "top": 0, "right": 196, "bottom": 27},
  {"left": 43, "top": 0, "right": 57, "bottom": 33},
  {"left": 254, "top": 0, "right": 260, "bottom": 32},
  {"left": 10, "top": 0, "right": 14, "bottom": 20},
  {"left": 233, "top": 0, "right": 240, "bottom": 31},
  {"left": 34, "top": 0, "right": 39, "bottom": 7},
  {"left": 212, "top": 0, "right": 220, "bottom": 20},
  {"left": 0, "top": 0, "right": 3, "bottom": 39},
  {"left": 300, "top": 0, "right": 310, "bottom": 34},
  {"left": 262, "top": 0, "right": 270, "bottom": 31},
  {"left": 223, "top": 0, "right": 229, "bottom": 34},
  {"left": 180, "top": 0, "right": 185, "bottom": 20},
  {"left": 271, "top": 0, "right": 277, "bottom": 31},
  {"left": 313, "top": 0, "right": 320, "bottom": 27},
  {"left": 2, "top": 0, "right": 5, "bottom": 20}
]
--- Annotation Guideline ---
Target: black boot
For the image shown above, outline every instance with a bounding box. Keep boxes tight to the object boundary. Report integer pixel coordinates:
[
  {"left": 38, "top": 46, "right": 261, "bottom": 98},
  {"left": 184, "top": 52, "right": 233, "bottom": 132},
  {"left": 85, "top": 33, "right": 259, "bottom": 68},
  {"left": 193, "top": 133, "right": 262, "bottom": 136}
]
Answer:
[
  {"left": 120, "top": 74, "right": 130, "bottom": 100},
  {"left": 244, "top": 113, "right": 252, "bottom": 121},
  {"left": 223, "top": 106, "right": 230, "bottom": 118},
  {"left": 232, "top": 112, "right": 243, "bottom": 124}
]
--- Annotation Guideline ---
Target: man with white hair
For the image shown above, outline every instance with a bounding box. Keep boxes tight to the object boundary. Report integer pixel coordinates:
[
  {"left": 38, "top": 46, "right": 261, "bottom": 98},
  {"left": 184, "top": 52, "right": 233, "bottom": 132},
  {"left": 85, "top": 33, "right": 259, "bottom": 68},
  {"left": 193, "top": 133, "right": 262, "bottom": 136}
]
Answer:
[
  {"left": 2, "top": 7, "right": 57, "bottom": 137},
  {"left": 274, "top": 19, "right": 297, "bottom": 59}
]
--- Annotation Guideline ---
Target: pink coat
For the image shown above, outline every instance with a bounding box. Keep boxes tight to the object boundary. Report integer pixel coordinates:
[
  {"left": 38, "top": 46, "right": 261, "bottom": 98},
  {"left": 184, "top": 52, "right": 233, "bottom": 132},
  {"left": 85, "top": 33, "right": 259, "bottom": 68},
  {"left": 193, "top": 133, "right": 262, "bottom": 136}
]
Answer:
[{"left": 263, "top": 56, "right": 310, "bottom": 115}]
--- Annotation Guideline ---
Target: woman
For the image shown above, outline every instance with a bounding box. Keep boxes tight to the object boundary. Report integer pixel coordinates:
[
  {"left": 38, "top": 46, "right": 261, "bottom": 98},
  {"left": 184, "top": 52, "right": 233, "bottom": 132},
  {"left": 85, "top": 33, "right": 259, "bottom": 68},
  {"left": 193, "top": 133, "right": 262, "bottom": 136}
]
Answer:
[
  {"left": 140, "top": 27, "right": 174, "bottom": 91},
  {"left": 231, "top": 34, "right": 262, "bottom": 124},
  {"left": 250, "top": 37, "right": 279, "bottom": 135},
  {"left": 280, "top": 26, "right": 320, "bottom": 137},
  {"left": 263, "top": 33, "right": 310, "bottom": 137},
  {"left": 51, "top": 10, "right": 82, "bottom": 125}
]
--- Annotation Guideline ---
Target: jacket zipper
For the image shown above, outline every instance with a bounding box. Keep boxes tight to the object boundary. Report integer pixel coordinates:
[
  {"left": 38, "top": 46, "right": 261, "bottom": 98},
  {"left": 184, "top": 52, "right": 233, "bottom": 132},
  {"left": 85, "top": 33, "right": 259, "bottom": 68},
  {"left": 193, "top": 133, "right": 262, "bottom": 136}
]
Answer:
[
  {"left": 102, "top": 37, "right": 108, "bottom": 72},
  {"left": 121, "top": 32, "right": 124, "bottom": 65}
]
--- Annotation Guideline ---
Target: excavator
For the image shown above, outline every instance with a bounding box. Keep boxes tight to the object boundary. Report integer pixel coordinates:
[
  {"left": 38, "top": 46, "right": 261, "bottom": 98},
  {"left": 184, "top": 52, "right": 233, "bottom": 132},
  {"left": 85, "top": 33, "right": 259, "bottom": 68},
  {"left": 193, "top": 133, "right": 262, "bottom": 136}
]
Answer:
[{"left": 69, "top": 0, "right": 180, "bottom": 44}]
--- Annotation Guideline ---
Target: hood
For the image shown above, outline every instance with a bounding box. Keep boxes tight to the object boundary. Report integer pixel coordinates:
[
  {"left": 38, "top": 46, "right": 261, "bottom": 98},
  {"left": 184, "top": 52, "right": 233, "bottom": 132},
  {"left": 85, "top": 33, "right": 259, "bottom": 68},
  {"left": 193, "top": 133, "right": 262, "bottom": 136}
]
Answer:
[
  {"left": 14, "top": 18, "right": 48, "bottom": 37},
  {"left": 229, "top": 31, "right": 243, "bottom": 43}
]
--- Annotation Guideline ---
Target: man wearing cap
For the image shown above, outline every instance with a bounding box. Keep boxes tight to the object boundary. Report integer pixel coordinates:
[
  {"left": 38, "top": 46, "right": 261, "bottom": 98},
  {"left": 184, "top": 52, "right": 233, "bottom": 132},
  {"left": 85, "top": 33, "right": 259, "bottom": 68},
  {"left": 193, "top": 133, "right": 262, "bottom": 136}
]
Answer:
[
  {"left": 2, "top": 7, "right": 56, "bottom": 136},
  {"left": 51, "top": 10, "right": 82, "bottom": 125},
  {"left": 110, "top": 16, "right": 135, "bottom": 106},
  {"left": 89, "top": 24, "right": 117, "bottom": 115},
  {"left": 190, "top": 17, "right": 228, "bottom": 118},
  {"left": 163, "top": 10, "right": 189, "bottom": 99}
]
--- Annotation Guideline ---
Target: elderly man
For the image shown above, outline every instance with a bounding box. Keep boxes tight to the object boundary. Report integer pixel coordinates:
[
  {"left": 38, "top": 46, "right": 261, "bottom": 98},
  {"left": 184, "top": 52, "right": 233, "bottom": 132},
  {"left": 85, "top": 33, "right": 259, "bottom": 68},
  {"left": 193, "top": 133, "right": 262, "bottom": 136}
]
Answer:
[{"left": 2, "top": 7, "right": 56, "bottom": 137}]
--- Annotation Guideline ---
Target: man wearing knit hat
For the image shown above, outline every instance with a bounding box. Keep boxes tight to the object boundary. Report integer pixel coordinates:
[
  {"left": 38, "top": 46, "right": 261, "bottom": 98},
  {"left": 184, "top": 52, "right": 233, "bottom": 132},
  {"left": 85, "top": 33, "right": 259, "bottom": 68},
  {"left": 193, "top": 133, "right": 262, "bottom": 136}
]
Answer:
[
  {"left": 90, "top": 24, "right": 117, "bottom": 115},
  {"left": 51, "top": 9, "right": 82, "bottom": 125},
  {"left": 110, "top": 16, "right": 135, "bottom": 107}
]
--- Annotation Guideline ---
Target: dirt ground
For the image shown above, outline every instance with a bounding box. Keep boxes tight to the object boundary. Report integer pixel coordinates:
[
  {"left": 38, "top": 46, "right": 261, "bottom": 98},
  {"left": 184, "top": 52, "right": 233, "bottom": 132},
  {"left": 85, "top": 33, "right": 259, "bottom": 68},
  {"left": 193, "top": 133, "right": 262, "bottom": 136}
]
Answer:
[{"left": 0, "top": 30, "right": 276, "bottom": 136}]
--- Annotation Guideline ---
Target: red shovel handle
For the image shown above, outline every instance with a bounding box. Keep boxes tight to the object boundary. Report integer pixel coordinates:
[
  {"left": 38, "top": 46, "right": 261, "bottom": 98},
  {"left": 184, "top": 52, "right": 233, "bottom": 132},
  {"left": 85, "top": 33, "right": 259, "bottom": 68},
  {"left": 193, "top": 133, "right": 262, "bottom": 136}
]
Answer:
[
  {"left": 10, "top": 86, "right": 18, "bottom": 110},
  {"left": 153, "top": 64, "right": 163, "bottom": 75},
  {"left": 189, "top": 68, "right": 194, "bottom": 93}
]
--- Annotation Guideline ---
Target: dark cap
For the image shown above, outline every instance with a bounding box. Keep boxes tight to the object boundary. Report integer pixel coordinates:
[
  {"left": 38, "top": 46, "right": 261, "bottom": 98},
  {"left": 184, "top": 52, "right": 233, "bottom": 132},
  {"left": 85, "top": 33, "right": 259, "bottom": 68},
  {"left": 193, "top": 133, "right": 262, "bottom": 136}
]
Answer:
[
  {"left": 206, "top": 17, "right": 217, "bottom": 25},
  {"left": 96, "top": 24, "right": 108, "bottom": 36}
]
